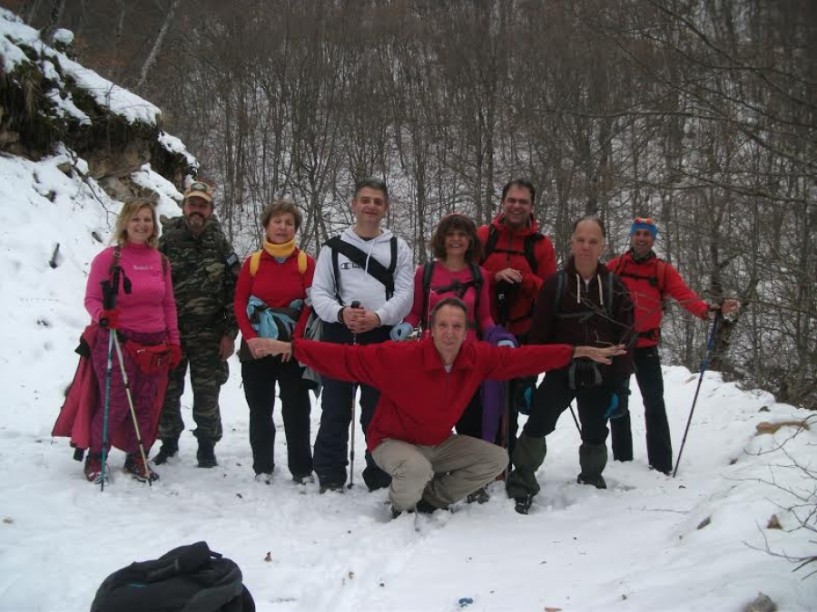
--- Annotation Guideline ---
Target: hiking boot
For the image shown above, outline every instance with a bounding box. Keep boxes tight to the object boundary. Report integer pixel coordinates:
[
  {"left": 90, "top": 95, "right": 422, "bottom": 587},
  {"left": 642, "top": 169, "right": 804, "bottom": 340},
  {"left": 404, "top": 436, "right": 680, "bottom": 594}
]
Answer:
[
  {"left": 152, "top": 438, "right": 178, "bottom": 465},
  {"left": 577, "top": 472, "right": 607, "bottom": 489},
  {"left": 577, "top": 443, "right": 607, "bottom": 490},
  {"left": 123, "top": 454, "right": 159, "bottom": 482},
  {"left": 83, "top": 452, "right": 107, "bottom": 483},
  {"left": 514, "top": 494, "right": 533, "bottom": 515},
  {"left": 390, "top": 505, "right": 403, "bottom": 520},
  {"left": 466, "top": 485, "right": 490, "bottom": 505},
  {"left": 319, "top": 481, "right": 344, "bottom": 494},
  {"left": 196, "top": 440, "right": 217, "bottom": 468},
  {"left": 292, "top": 474, "right": 314, "bottom": 485},
  {"left": 254, "top": 472, "right": 272, "bottom": 485},
  {"left": 415, "top": 499, "right": 438, "bottom": 515}
]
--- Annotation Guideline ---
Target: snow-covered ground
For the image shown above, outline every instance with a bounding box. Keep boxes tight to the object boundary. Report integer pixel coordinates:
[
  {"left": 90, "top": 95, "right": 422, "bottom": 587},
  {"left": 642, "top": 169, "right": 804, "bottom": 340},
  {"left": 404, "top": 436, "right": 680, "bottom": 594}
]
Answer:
[{"left": 1, "top": 152, "right": 816, "bottom": 611}]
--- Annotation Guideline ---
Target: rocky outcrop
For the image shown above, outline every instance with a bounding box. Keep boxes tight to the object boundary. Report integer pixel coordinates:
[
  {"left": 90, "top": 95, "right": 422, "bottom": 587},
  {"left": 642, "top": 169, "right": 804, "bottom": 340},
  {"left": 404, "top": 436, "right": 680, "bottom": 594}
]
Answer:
[{"left": 0, "top": 9, "right": 195, "bottom": 197}]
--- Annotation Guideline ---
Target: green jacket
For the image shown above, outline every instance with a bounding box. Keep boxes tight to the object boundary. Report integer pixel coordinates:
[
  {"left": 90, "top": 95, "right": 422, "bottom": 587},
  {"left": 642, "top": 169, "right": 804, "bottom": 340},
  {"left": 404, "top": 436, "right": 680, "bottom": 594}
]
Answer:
[{"left": 159, "top": 215, "right": 240, "bottom": 339}]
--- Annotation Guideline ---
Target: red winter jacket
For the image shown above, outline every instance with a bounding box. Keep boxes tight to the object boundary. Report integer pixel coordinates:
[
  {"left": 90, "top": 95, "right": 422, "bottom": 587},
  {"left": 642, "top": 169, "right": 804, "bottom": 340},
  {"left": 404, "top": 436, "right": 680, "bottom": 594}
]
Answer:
[
  {"left": 234, "top": 248, "right": 315, "bottom": 342},
  {"left": 477, "top": 214, "right": 557, "bottom": 337},
  {"left": 607, "top": 251, "right": 709, "bottom": 348},
  {"left": 292, "top": 337, "right": 574, "bottom": 451}
]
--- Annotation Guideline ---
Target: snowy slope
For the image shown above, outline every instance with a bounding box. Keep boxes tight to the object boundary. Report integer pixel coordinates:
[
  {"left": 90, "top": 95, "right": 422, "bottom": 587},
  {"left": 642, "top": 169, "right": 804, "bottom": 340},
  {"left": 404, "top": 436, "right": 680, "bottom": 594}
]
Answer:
[{"left": 1, "top": 152, "right": 815, "bottom": 612}]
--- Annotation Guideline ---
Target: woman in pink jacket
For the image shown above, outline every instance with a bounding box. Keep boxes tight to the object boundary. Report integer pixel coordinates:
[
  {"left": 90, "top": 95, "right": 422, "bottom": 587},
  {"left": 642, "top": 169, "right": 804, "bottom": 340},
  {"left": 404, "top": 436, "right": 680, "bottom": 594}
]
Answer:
[{"left": 83, "top": 200, "right": 181, "bottom": 484}]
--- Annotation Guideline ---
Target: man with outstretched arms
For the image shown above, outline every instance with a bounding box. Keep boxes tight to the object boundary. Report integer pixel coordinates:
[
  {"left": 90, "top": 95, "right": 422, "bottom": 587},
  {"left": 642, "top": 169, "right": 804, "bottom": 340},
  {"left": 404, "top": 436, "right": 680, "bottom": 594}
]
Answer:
[
  {"left": 310, "top": 178, "right": 414, "bottom": 493},
  {"left": 154, "top": 181, "right": 240, "bottom": 468},
  {"left": 255, "top": 297, "right": 625, "bottom": 518},
  {"left": 607, "top": 217, "right": 739, "bottom": 474}
]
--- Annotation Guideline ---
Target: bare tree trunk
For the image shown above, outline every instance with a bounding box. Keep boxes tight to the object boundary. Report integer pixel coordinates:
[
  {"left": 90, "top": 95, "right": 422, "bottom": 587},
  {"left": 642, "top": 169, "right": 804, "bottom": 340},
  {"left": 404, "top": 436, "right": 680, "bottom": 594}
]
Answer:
[{"left": 135, "top": 0, "right": 181, "bottom": 91}]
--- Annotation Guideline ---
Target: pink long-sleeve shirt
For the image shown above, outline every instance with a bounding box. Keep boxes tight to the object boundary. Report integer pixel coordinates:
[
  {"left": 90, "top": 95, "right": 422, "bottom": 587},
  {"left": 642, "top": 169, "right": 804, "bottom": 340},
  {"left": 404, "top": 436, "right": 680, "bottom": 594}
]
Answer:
[
  {"left": 404, "top": 262, "right": 494, "bottom": 340},
  {"left": 84, "top": 243, "right": 180, "bottom": 344}
]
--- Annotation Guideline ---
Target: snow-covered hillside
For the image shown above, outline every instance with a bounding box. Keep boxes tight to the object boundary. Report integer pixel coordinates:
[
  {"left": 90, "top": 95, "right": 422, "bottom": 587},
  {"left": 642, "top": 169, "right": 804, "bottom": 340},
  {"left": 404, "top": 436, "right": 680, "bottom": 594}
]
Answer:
[{"left": 1, "top": 151, "right": 815, "bottom": 611}]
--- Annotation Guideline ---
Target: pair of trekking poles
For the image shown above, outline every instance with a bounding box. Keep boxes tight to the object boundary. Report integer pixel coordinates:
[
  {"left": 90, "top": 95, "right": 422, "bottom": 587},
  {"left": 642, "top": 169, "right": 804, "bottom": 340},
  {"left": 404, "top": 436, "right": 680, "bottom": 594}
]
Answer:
[{"left": 98, "top": 265, "right": 153, "bottom": 491}]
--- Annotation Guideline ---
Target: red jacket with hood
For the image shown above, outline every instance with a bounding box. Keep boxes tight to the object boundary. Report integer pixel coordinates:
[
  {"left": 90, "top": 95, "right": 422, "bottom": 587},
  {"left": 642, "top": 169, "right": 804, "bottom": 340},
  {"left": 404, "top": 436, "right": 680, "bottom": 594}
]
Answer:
[
  {"left": 607, "top": 250, "right": 709, "bottom": 348},
  {"left": 477, "top": 214, "right": 556, "bottom": 337},
  {"left": 292, "top": 336, "right": 574, "bottom": 451}
]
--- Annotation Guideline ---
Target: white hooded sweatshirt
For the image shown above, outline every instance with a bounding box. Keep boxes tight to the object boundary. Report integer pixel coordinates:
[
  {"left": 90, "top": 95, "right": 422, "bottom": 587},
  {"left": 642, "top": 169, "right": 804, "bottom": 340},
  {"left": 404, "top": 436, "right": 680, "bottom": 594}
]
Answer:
[{"left": 311, "top": 227, "right": 414, "bottom": 327}]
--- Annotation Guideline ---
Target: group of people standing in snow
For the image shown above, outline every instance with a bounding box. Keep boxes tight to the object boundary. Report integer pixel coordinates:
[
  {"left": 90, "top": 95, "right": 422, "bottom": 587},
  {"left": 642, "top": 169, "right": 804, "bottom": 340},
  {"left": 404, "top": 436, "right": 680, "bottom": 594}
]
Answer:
[{"left": 56, "top": 176, "right": 738, "bottom": 518}]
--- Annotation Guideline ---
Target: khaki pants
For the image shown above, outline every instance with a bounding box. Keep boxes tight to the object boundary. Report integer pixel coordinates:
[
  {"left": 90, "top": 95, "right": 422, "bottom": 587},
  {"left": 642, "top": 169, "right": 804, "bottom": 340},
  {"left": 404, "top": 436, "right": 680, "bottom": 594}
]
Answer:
[{"left": 373, "top": 435, "right": 507, "bottom": 512}]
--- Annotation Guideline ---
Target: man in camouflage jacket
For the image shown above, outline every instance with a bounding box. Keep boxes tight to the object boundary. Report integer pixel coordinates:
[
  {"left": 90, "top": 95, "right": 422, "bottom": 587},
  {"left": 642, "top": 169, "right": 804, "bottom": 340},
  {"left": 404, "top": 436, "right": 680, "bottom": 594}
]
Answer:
[{"left": 154, "top": 181, "right": 240, "bottom": 467}]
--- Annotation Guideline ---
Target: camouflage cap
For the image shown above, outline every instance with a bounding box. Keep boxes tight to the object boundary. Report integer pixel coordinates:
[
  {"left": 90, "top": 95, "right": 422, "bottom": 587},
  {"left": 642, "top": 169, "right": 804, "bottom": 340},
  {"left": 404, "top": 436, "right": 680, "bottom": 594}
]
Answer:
[{"left": 183, "top": 181, "right": 213, "bottom": 204}]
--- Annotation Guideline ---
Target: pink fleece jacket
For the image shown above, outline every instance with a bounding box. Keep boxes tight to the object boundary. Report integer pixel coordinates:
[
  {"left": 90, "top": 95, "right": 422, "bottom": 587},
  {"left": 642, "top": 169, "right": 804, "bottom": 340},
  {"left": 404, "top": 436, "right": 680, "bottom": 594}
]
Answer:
[{"left": 84, "top": 243, "right": 180, "bottom": 344}]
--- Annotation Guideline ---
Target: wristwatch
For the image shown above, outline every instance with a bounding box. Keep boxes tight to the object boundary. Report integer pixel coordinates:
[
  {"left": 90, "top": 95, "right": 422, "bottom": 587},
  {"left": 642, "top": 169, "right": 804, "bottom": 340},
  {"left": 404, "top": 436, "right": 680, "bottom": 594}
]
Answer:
[{"left": 337, "top": 307, "right": 346, "bottom": 323}]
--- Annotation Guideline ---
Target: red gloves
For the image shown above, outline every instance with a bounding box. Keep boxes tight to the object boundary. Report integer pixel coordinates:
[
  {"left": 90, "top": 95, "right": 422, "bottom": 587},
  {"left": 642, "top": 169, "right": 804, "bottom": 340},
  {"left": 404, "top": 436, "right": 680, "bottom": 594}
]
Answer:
[
  {"left": 99, "top": 309, "right": 119, "bottom": 329},
  {"left": 168, "top": 344, "right": 183, "bottom": 369}
]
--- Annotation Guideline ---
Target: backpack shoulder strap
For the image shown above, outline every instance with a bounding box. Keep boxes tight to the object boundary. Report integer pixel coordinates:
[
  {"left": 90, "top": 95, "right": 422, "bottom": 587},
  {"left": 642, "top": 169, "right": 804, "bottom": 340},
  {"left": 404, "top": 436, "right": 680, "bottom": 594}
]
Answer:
[
  {"left": 249, "top": 250, "right": 262, "bottom": 277},
  {"left": 524, "top": 233, "right": 543, "bottom": 274},
  {"left": 325, "top": 236, "right": 396, "bottom": 300},
  {"left": 481, "top": 225, "right": 499, "bottom": 263},
  {"left": 605, "top": 271, "right": 616, "bottom": 319},
  {"left": 388, "top": 236, "right": 398, "bottom": 274},
  {"left": 420, "top": 261, "right": 435, "bottom": 330},
  {"left": 553, "top": 270, "right": 566, "bottom": 314},
  {"left": 251, "top": 249, "right": 307, "bottom": 277},
  {"left": 469, "top": 262, "right": 484, "bottom": 337},
  {"left": 655, "top": 258, "right": 668, "bottom": 294}
]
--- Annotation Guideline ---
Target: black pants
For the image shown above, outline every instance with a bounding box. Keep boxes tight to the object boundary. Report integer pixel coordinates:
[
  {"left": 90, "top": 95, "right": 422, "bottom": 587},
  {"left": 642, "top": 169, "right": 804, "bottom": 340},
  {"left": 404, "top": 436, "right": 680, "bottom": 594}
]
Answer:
[
  {"left": 312, "top": 323, "right": 391, "bottom": 490},
  {"left": 241, "top": 356, "right": 312, "bottom": 478},
  {"left": 610, "top": 345, "right": 672, "bottom": 473},
  {"left": 523, "top": 369, "right": 611, "bottom": 446}
]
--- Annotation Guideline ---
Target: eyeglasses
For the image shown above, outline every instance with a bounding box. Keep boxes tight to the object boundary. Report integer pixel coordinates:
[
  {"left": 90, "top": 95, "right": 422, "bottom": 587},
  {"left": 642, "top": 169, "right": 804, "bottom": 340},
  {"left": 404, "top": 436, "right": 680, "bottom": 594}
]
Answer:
[{"left": 633, "top": 217, "right": 655, "bottom": 226}]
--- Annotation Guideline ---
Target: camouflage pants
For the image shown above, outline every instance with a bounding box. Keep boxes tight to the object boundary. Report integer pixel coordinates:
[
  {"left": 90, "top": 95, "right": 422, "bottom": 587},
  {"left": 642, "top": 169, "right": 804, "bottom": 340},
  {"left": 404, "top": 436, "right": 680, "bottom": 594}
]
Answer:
[{"left": 158, "top": 328, "right": 228, "bottom": 442}]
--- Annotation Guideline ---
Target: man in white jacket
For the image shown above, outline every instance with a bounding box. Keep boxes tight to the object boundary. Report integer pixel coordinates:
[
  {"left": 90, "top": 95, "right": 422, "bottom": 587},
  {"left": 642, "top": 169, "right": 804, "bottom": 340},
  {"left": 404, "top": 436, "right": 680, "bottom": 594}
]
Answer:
[{"left": 311, "top": 178, "right": 414, "bottom": 492}]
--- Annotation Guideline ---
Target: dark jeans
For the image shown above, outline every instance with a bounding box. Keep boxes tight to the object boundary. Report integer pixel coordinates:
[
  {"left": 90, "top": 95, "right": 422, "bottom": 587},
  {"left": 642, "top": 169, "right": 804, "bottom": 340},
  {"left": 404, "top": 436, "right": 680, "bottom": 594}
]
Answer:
[
  {"left": 523, "top": 369, "right": 611, "bottom": 446},
  {"left": 312, "top": 322, "right": 392, "bottom": 490},
  {"left": 610, "top": 345, "right": 672, "bottom": 473},
  {"left": 242, "top": 356, "right": 312, "bottom": 478}
]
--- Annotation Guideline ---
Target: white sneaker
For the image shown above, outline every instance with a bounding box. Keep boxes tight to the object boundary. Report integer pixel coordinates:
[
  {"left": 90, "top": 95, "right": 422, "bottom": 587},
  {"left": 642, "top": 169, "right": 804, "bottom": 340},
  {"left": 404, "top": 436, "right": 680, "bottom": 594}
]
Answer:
[{"left": 254, "top": 472, "right": 272, "bottom": 485}]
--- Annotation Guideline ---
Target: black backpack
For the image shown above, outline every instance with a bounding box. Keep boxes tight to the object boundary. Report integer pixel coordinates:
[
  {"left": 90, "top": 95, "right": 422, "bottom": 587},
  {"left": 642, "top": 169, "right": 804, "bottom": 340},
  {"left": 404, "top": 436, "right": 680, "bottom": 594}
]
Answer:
[{"left": 90, "top": 541, "right": 255, "bottom": 612}]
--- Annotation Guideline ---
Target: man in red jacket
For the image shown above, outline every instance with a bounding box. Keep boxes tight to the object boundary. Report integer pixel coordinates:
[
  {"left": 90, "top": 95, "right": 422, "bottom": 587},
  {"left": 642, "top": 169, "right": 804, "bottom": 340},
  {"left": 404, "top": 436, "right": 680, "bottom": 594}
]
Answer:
[
  {"left": 477, "top": 179, "right": 557, "bottom": 339},
  {"left": 257, "top": 297, "right": 624, "bottom": 517},
  {"left": 477, "top": 179, "right": 559, "bottom": 452},
  {"left": 607, "top": 217, "right": 739, "bottom": 474}
]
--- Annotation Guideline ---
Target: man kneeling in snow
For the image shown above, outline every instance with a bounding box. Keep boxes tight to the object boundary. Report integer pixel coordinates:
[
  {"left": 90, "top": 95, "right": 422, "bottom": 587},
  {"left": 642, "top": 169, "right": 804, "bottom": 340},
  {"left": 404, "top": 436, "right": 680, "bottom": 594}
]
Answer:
[{"left": 258, "top": 297, "right": 623, "bottom": 517}]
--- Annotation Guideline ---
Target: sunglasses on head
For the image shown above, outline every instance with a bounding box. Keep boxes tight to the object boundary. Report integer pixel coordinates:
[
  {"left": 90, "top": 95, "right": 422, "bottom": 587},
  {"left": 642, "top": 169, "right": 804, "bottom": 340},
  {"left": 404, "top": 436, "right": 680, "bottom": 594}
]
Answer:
[{"left": 633, "top": 217, "right": 655, "bottom": 226}]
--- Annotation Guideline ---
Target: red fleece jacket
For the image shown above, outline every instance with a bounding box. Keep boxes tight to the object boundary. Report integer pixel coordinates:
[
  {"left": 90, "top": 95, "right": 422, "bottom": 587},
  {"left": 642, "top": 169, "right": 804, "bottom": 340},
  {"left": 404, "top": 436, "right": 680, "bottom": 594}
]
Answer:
[
  {"left": 608, "top": 251, "right": 709, "bottom": 348},
  {"left": 292, "top": 337, "right": 574, "bottom": 451}
]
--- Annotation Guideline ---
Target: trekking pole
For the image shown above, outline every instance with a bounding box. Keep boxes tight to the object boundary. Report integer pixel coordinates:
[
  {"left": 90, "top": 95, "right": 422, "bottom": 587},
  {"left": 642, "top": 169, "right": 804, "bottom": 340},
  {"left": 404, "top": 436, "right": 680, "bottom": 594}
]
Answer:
[
  {"left": 673, "top": 312, "right": 721, "bottom": 478},
  {"left": 111, "top": 333, "right": 153, "bottom": 486},
  {"left": 100, "top": 330, "right": 115, "bottom": 491},
  {"left": 347, "top": 301, "right": 361, "bottom": 489},
  {"left": 568, "top": 402, "right": 582, "bottom": 435},
  {"left": 98, "top": 265, "right": 123, "bottom": 492}
]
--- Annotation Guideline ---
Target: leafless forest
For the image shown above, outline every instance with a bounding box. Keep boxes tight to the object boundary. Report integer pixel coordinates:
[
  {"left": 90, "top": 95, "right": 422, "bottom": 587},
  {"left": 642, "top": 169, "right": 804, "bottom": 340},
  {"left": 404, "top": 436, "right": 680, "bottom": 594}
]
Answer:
[{"left": 11, "top": 0, "right": 817, "bottom": 408}]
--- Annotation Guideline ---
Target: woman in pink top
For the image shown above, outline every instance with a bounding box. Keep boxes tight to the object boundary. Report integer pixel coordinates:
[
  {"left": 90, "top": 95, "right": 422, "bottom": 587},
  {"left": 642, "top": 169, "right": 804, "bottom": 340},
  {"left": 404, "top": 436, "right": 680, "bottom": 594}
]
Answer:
[
  {"left": 402, "top": 213, "right": 494, "bottom": 340},
  {"left": 83, "top": 200, "right": 181, "bottom": 484}
]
